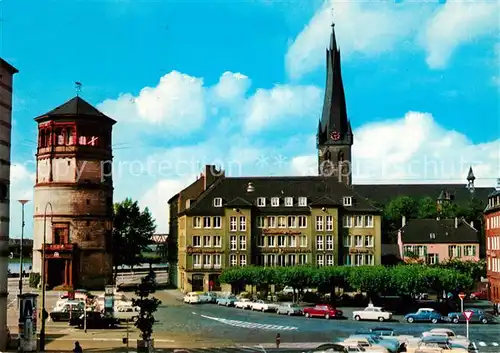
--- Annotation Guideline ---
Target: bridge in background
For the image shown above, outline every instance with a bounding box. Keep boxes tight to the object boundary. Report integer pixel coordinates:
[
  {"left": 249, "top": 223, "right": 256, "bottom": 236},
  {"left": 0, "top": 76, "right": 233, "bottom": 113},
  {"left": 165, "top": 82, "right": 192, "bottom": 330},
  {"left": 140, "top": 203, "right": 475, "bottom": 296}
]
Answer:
[{"left": 116, "top": 269, "right": 169, "bottom": 289}]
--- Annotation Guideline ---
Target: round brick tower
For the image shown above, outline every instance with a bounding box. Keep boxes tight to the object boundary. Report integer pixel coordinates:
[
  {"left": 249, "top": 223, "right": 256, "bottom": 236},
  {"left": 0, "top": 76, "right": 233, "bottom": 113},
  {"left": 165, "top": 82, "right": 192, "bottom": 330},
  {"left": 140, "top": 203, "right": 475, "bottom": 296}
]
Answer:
[{"left": 32, "top": 96, "right": 115, "bottom": 289}]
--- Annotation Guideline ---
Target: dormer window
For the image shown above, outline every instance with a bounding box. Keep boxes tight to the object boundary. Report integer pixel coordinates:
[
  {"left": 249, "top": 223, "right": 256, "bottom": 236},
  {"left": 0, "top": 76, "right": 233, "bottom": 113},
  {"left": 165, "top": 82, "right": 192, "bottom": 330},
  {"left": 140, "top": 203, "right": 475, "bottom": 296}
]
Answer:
[
  {"left": 213, "top": 197, "right": 222, "bottom": 207},
  {"left": 298, "top": 197, "right": 307, "bottom": 207},
  {"left": 257, "top": 197, "right": 266, "bottom": 207},
  {"left": 285, "top": 197, "right": 293, "bottom": 207},
  {"left": 271, "top": 197, "right": 280, "bottom": 207},
  {"left": 343, "top": 196, "right": 352, "bottom": 207}
]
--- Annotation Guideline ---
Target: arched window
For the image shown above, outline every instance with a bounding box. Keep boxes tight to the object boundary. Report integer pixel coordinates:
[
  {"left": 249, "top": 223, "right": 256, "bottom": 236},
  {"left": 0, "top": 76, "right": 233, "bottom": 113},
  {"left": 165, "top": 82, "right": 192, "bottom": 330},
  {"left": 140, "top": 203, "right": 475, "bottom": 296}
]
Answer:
[
  {"left": 338, "top": 151, "right": 344, "bottom": 162},
  {"left": 324, "top": 149, "right": 331, "bottom": 162}
]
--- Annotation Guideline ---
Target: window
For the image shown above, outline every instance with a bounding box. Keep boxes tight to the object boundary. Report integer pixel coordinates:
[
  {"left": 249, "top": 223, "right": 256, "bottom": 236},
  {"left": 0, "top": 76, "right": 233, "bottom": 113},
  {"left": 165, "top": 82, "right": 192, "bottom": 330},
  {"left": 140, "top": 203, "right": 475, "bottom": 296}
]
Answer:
[
  {"left": 267, "top": 254, "right": 276, "bottom": 266},
  {"left": 203, "top": 254, "right": 211, "bottom": 268},
  {"left": 364, "top": 235, "right": 374, "bottom": 248},
  {"left": 448, "top": 245, "right": 461, "bottom": 258},
  {"left": 239, "top": 216, "right": 246, "bottom": 231},
  {"left": 364, "top": 215, "right": 373, "bottom": 227},
  {"left": 300, "top": 235, "right": 307, "bottom": 247},
  {"left": 354, "top": 216, "right": 363, "bottom": 227},
  {"left": 344, "top": 254, "right": 351, "bottom": 266},
  {"left": 298, "top": 197, "right": 307, "bottom": 206},
  {"left": 230, "top": 216, "right": 237, "bottom": 231},
  {"left": 203, "top": 216, "right": 211, "bottom": 228},
  {"left": 267, "top": 216, "right": 276, "bottom": 228},
  {"left": 257, "top": 235, "right": 265, "bottom": 247},
  {"left": 213, "top": 197, "right": 222, "bottom": 207},
  {"left": 316, "top": 216, "right": 324, "bottom": 231},
  {"left": 213, "top": 236, "right": 221, "bottom": 247},
  {"left": 299, "top": 254, "right": 307, "bottom": 264},
  {"left": 326, "top": 235, "right": 333, "bottom": 250},
  {"left": 277, "top": 255, "right": 286, "bottom": 266},
  {"left": 364, "top": 254, "right": 374, "bottom": 265},
  {"left": 268, "top": 236, "right": 276, "bottom": 247},
  {"left": 285, "top": 197, "right": 293, "bottom": 206},
  {"left": 193, "top": 254, "right": 201, "bottom": 268},
  {"left": 288, "top": 254, "right": 296, "bottom": 266},
  {"left": 271, "top": 197, "right": 280, "bottom": 207},
  {"left": 203, "top": 235, "right": 211, "bottom": 247},
  {"left": 278, "top": 235, "right": 286, "bottom": 247},
  {"left": 316, "top": 235, "right": 324, "bottom": 250},
  {"left": 316, "top": 255, "right": 324, "bottom": 266},
  {"left": 239, "top": 235, "right": 246, "bottom": 250},
  {"left": 213, "top": 254, "right": 221, "bottom": 268},
  {"left": 326, "top": 216, "right": 333, "bottom": 231},
  {"left": 193, "top": 236, "right": 201, "bottom": 247},
  {"left": 343, "top": 196, "right": 352, "bottom": 206},
  {"left": 427, "top": 254, "right": 439, "bottom": 265},
  {"left": 193, "top": 217, "right": 201, "bottom": 228},
  {"left": 354, "top": 254, "right": 363, "bottom": 266},
  {"left": 278, "top": 216, "right": 286, "bottom": 228},
  {"left": 288, "top": 216, "right": 296, "bottom": 228},
  {"left": 288, "top": 235, "right": 297, "bottom": 247},
  {"left": 257, "top": 216, "right": 265, "bottom": 228},
  {"left": 298, "top": 216, "right": 307, "bottom": 228},
  {"left": 429, "top": 233, "right": 436, "bottom": 239},
  {"left": 464, "top": 245, "right": 476, "bottom": 256},
  {"left": 343, "top": 235, "right": 352, "bottom": 247},
  {"left": 213, "top": 216, "right": 221, "bottom": 228},
  {"left": 354, "top": 235, "right": 363, "bottom": 247},
  {"left": 257, "top": 197, "right": 266, "bottom": 207},
  {"left": 326, "top": 254, "right": 334, "bottom": 266},
  {"left": 239, "top": 254, "right": 247, "bottom": 266},
  {"left": 230, "top": 254, "right": 237, "bottom": 266},
  {"left": 230, "top": 235, "right": 237, "bottom": 250},
  {"left": 343, "top": 215, "right": 352, "bottom": 228}
]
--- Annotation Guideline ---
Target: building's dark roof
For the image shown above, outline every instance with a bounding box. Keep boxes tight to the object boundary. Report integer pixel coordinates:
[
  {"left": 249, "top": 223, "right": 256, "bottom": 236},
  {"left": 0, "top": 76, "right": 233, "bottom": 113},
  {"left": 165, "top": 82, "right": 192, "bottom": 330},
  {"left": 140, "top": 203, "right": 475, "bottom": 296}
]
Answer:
[
  {"left": 225, "top": 197, "right": 253, "bottom": 208},
  {"left": 317, "top": 23, "right": 353, "bottom": 147},
  {"left": 0, "top": 58, "right": 18, "bottom": 74},
  {"left": 184, "top": 176, "right": 380, "bottom": 216},
  {"left": 401, "top": 218, "right": 479, "bottom": 244},
  {"left": 35, "top": 96, "right": 116, "bottom": 123},
  {"left": 353, "top": 184, "right": 493, "bottom": 206}
]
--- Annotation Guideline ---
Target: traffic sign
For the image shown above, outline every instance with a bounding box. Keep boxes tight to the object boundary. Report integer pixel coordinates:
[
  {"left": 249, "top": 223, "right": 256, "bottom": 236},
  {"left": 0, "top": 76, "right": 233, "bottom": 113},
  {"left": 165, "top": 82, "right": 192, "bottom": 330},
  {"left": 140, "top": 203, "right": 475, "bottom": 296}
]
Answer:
[
  {"left": 458, "top": 293, "right": 465, "bottom": 300},
  {"left": 463, "top": 311, "right": 473, "bottom": 321}
]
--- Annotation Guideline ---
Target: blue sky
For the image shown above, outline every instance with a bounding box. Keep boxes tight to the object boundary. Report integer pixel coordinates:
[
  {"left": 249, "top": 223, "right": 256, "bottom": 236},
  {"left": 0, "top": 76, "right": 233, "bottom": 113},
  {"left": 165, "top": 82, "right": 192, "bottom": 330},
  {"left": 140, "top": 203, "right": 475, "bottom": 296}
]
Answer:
[{"left": 2, "top": 0, "right": 499, "bottom": 235}]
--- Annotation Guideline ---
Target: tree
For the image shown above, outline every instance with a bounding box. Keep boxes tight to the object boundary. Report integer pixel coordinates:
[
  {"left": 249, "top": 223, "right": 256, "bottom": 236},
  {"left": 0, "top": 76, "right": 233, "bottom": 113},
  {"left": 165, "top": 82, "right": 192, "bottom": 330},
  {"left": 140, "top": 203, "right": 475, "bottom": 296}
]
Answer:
[
  {"left": 435, "top": 259, "right": 486, "bottom": 282},
  {"left": 132, "top": 271, "right": 162, "bottom": 352},
  {"left": 347, "top": 266, "right": 390, "bottom": 301},
  {"left": 417, "top": 197, "right": 438, "bottom": 219},
  {"left": 113, "top": 198, "right": 156, "bottom": 282}
]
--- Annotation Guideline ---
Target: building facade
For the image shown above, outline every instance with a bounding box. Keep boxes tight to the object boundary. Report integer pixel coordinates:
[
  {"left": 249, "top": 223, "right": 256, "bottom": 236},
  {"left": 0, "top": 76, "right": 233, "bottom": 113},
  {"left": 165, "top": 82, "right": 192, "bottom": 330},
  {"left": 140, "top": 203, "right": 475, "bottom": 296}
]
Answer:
[
  {"left": 398, "top": 218, "right": 480, "bottom": 264},
  {"left": 170, "top": 166, "right": 382, "bottom": 293},
  {"left": 32, "top": 96, "right": 115, "bottom": 289},
  {"left": 485, "top": 189, "right": 500, "bottom": 304},
  {"left": 0, "top": 58, "right": 18, "bottom": 351}
]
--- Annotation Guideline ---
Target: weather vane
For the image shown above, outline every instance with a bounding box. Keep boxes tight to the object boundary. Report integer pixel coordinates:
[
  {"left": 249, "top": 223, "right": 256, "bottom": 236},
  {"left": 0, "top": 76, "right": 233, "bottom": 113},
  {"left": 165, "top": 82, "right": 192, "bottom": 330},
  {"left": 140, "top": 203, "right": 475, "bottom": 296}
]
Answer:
[
  {"left": 75, "top": 81, "right": 82, "bottom": 96},
  {"left": 331, "top": 6, "right": 335, "bottom": 26}
]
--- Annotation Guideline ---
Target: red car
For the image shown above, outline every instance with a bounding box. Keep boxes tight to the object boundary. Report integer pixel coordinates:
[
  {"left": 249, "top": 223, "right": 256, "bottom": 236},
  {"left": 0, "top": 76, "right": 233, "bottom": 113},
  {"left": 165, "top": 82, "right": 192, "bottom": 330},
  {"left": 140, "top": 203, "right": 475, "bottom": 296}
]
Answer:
[
  {"left": 303, "top": 304, "right": 343, "bottom": 319},
  {"left": 470, "top": 290, "right": 487, "bottom": 300}
]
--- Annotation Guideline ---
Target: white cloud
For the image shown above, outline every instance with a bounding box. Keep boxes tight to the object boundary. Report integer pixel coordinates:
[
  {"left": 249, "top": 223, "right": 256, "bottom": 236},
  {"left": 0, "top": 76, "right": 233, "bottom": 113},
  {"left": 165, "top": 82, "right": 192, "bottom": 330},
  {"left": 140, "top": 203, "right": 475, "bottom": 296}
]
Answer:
[
  {"left": 212, "top": 71, "right": 251, "bottom": 102},
  {"left": 244, "top": 84, "right": 322, "bottom": 133},
  {"left": 285, "top": 0, "right": 498, "bottom": 78},
  {"left": 8, "top": 164, "right": 35, "bottom": 237},
  {"left": 290, "top": 111, "right": 500, "bottom": 186},
  {"left": 422, "top": 0, "right": 500, "bottom": 69}
]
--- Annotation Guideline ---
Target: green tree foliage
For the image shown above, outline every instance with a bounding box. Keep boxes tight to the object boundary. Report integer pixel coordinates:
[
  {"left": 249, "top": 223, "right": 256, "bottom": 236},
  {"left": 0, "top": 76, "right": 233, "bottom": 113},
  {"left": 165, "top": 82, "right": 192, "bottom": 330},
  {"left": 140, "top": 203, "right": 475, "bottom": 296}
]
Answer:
[
  {"left": 417, "top": 197, "right": 438, "bottom": 219},
  {"left": 113, "top": 198, "right": 156, "bottom": 281},
  {"left": 434, "top": 259, "right": 486, "bottom": 282},
  {"left": 219, "top": 265, "right": 473, "bottom": 297},
  {"left": 132, "top": 271, "right": 162, "bottom": 343}
]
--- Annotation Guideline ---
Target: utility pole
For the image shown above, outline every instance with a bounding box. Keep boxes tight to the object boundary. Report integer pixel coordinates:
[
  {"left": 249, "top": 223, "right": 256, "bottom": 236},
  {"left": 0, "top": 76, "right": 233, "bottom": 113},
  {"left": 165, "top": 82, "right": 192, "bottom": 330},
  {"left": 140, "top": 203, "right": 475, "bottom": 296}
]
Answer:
[{"left": 18, "top": 200, "right": 29, "bottom": 296}]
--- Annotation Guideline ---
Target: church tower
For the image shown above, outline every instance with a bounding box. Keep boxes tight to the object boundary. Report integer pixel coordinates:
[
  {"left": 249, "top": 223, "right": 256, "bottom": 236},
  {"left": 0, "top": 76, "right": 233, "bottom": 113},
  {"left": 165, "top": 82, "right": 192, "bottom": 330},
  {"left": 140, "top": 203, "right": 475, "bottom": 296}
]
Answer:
[{"left": 317, "top": 23, "right": 353, "bottom": 185}]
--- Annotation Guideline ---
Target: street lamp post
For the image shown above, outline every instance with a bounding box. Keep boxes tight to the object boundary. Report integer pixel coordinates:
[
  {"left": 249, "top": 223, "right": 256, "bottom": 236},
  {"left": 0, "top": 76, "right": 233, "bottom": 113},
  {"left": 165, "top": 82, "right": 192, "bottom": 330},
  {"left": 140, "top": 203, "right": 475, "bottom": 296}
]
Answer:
[
  {"left": 17, "top": 200, "right": 29, "bottom": 296},
  {"left": 39, "top": 202, "right": 53, "bottom": 352}
]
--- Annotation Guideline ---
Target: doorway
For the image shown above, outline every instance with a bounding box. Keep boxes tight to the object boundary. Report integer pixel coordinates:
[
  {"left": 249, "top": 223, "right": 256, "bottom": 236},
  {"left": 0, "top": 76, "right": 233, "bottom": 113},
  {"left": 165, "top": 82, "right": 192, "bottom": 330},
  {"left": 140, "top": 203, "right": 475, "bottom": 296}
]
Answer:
[
  {"left": 191, "top": 274, "right": 204, "bottom": 292},
  {"left": 208, "top": 274, "right": 221, "bottom": 291},
  {"left": 47, "top": 259, "right": 66, "bottom": 288}
]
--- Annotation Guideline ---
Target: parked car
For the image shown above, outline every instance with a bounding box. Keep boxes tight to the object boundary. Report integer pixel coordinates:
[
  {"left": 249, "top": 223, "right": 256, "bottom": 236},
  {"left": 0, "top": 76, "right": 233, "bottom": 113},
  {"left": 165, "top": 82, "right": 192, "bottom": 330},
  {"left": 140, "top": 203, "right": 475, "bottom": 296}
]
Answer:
[
  {"left": 415, "top": 336, "right": 468, "bottom": 353},
  {"left": 348, "top": 335, "right": 399, "bottom": 353},
  {"left": 216, "top": 296, "right": 237, "bottom": 306},
  {"left": 70, "top": 311, "right": 118, "bottom": 329},
  {"left": 404, "top": 308, "right": 444, "bottom": 323},
  {"left": 469, "top": 290, "right": 487, "bottom": 300},
  {"left": 281, "top": 286, "right": 313, "bottom": 294},
  {"left": 423, "top": 328, "right": 470, "bottom": 348},
  {"left": 303, "top": 304, "right": 343, "bottom": 319},
  {"left": 341, "top": 338, "right": 389, "bottom": 353},
  {"left": 50, "top": 301, "right": 84, "bottom": 322},
  {"left": 200, "top": 292, "right": 217, "bottom": 303},
  {"left": 113, "top": 305, "right": 140, "bottom": 322},
  {"left": 234, "top": 298, "right": 252, "bottom": 309},
  {"left": 353, "top": 305, "right": 392, "bottom": 322},
  {"left": 250, "top": 300, "right": 278, "bottom": 312},
  {"left": 369, "top": 328, "right": 413, "bottom": 346},
  {"left": 183, "top": 292, "right": 200, "bottom": 304},
  {"left": 276, "top": 302, "right": 302, "bottom": 316},
  {"left": 446, "top": 308, "right": 490, "bottom": 324},
  {"left": 305, "top": 343, "right": 347, "bottom": 352}
]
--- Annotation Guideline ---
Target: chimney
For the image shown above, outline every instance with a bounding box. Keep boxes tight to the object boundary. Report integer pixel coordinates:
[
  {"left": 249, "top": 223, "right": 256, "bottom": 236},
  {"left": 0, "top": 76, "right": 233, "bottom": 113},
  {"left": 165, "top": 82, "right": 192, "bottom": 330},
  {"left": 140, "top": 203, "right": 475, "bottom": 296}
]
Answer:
[
  {"left": 455, "top": 217, "right": 458, "bottom": 228},
  {"left": 204, "top": 164, "right": 224, "bottom": 190},
  {"left": 402, "top": 215, "right": 406, "bottom": 227}
]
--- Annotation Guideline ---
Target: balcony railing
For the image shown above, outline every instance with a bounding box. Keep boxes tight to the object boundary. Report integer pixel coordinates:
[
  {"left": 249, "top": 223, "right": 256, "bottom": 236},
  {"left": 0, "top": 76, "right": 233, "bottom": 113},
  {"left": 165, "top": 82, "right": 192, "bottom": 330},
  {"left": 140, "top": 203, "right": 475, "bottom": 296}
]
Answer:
[{"left": 43, "top": 243, "right": 75, "bottom": 251}]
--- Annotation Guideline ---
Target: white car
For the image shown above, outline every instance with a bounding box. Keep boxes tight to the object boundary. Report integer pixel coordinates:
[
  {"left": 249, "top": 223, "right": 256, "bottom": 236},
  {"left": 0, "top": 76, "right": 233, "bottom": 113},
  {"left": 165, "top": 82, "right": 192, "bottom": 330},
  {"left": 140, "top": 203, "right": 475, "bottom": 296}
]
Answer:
[
  {"left": 422, "top": 328, "right": 470, "bottom": 348},
  {"left": 183, "top": 292, "right": 201, "bottom": 304},
  {"left": 353, "top": 305, "right": 393, "bottom": 322},
  {"left": 196, "top": 292, "right": 213, "bottom": 303},
  {"left": 250, "top": 300, "right": 278, "bottom": 312},
  {"left": 340, "top": 340, "right": 388, "bottom": 353},
  {"left": 282, "top": 286, "right": 313, "bottom": 294},
  {"left": 114, "top": 305, "right": 140, "bottom": 322},
  {"left": 234, "top": 298, "right": 252, "bottom": 309}
]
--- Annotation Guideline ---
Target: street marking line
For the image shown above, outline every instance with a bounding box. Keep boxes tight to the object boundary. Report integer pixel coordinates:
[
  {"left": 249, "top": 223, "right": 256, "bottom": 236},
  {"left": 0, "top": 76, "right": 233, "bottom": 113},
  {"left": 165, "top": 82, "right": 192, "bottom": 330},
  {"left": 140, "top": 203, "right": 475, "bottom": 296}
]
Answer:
[
  {"left": 192, "top": 312, "right": 196, "bottom": 315},
  {"left": 478, "top": 342, "right": 486, "bottom": 346},
  {"left": 471, "top": 342, "right": 478, "bottom": 353},
  {"left": 492, "top": 342, "right": 499, "bottom": 346},
  {"left": 200, "top": 314, "right": 298, "bottom": 331}
]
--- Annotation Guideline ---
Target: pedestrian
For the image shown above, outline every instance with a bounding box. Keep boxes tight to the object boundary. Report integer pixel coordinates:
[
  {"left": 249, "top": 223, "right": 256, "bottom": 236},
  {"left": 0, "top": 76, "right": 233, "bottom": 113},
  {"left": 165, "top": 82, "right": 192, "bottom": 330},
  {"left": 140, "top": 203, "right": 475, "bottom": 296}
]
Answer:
[
  {"left": 276, "top": 333, "right": 280, "bottom": 348},
  {"left": 73, "top": 341, "right": 83, "bottom": 353}
]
